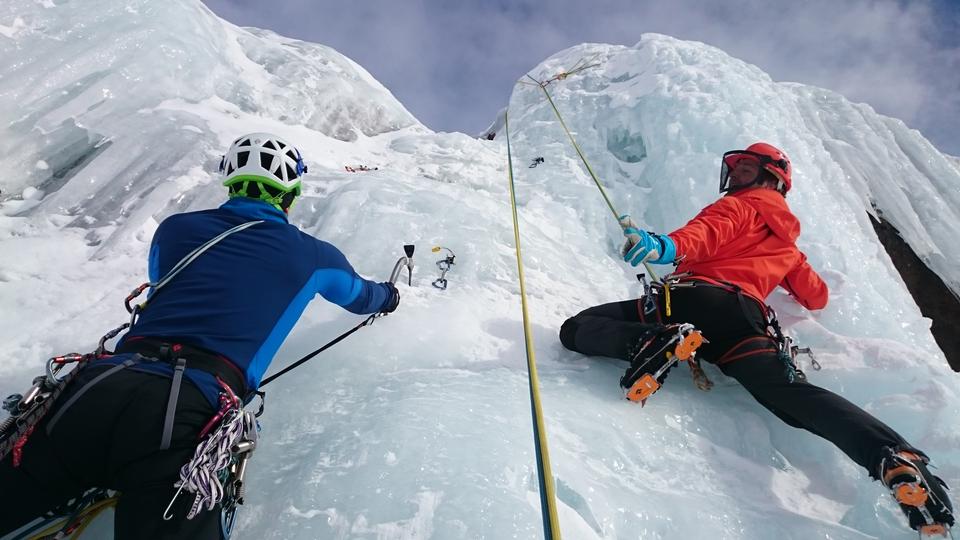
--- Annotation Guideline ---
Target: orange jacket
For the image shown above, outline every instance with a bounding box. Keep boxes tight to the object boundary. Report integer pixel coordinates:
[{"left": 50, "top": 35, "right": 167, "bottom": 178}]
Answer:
[{"left": 667, "top": 187, "right": 828, "bottom": 310}]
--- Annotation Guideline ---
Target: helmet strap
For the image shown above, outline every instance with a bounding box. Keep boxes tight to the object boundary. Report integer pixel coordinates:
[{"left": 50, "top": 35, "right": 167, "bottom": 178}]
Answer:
[{"left": 228, "top": 180, "right": 298, "bottom": 213}]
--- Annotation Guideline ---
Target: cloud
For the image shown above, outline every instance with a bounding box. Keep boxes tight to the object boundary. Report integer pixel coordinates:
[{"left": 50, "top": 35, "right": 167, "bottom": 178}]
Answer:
[{"left": 202, "top": 0, "right": 960, "bottom": 154}]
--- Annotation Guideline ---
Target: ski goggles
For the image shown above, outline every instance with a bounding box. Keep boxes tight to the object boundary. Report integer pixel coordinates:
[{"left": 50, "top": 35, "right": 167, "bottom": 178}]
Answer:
[{"left": 719, "top": 150, "right": 789, "bottom": 193}]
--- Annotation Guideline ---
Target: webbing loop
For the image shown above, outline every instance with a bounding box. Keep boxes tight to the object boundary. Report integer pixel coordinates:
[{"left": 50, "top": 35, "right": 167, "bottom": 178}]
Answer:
[
  {"left": 125, "top": 220, "right": 264, "bottom": 317},
  {"left": 504, "top": 111, "right": 561, "bottom": 540}
]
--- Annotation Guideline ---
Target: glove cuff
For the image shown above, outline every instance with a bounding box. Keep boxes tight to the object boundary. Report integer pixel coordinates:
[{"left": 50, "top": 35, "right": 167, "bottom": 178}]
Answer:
[
  {"left": 381, "top": 282, "right": 400, "bottom": 313},
  {"left": 654, "top": 234, "right": 677, "bottom": 264}
]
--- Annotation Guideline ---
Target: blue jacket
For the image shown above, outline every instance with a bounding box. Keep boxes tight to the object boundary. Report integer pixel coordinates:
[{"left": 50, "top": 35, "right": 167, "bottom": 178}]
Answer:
[{"left": 113, "top": 198, "right": 394, "bottom": 404}]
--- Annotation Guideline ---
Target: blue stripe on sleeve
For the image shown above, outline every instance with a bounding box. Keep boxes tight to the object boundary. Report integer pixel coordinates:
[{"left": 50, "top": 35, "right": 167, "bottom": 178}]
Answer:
[{"left": 247, "top": 268, "right": 366, "bottom": 388}]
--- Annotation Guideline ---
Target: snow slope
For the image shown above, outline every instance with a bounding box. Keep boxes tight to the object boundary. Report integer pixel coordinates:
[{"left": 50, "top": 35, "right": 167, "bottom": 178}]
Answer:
[{"left": 1, "top": 2, "right": 958, "bottom": 539}]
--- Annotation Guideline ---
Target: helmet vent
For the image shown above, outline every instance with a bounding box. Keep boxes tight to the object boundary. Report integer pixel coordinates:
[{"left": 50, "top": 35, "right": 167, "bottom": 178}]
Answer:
[
  {"left": 262, "top": 183, "right": 281, "bottom": 197},
  {"left": 222, "top": 132, "right": 306, "bottom": 206}
]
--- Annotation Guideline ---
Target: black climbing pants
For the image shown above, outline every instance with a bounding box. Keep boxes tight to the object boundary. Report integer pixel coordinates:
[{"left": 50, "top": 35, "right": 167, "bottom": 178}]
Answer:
[
  {"left": 0, "top": 361, "right": 222, "bottom": 539},
  {"left": 559, "top": 284, "right": 916, "bottom": 478}
]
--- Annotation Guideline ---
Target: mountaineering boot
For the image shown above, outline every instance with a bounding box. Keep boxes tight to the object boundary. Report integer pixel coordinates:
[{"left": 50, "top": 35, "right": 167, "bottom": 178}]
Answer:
[
  {"left": 620, "top": 323, "right": 704, "bottom": 405},
  {"left": 879, "top": 447, "right": 955, "bottom": 537}
]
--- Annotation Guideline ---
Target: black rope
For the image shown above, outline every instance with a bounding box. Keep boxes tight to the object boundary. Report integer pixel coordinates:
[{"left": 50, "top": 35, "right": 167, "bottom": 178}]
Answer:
[{"left": 258, "top": 314, "right": 376, "bottom": 388}]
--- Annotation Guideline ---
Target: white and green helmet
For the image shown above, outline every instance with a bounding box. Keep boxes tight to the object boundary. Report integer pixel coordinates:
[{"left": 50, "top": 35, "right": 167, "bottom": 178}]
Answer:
[{"left": 219, "top": 133, "right": 308, "bottom": 212}]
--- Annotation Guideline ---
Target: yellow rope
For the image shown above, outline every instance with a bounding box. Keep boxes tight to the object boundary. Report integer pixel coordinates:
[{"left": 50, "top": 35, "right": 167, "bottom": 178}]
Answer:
[
  {"left": 27, "top": 496, "right": 117, "bottom": 539},
  {"left": 533, "top": 77, "right": 620, "bottom": 222},
  {"left": 504, "top": 110, "right": 562, "bottom": 540},
  {"left": 528, "top": 71, "right": 662, "bottom": 284}
]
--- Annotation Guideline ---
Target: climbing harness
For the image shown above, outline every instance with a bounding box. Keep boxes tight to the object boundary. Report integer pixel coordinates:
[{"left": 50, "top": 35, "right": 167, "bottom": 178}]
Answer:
[
  {"left": 431, "top": 246, "right": 455, "bottom": 290},
  {"left": 631, "top": 273, "right": 714, "bottom": 394},
  {"left": 2, "top": 219, "right": 262, "bottom": 538},
  {"left": 0, "top": 318, "right": 133, "bottom": 465},
  {"left": 2, "top": 353, "right": 93, "bottom": 466},
  {"left": 655, "top": 273, "right": 821, "bottom": 383}
]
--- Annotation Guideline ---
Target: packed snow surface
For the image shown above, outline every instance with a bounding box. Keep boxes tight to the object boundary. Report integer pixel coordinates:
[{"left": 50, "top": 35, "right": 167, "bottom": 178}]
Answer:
[{"left": 1, "top": 1, "right": 958, "bottom": 538}]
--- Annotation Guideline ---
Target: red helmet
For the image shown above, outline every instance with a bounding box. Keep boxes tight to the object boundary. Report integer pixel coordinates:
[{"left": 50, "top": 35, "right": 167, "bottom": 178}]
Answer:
[{"left": 720, "top": 142, "right": 792, "bottom": 194}]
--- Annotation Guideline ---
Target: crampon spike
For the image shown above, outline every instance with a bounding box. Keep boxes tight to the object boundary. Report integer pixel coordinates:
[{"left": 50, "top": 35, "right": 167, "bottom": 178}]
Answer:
[
  {"left": 896, "top": 483, "right": 930, "bottom": 507},
  {"left": 918, "top": 523, "right": 949, "bottom": 538},
  {"left": 882, "top": 450, "right": 954, "bottom": 538},
  {"left": 624, "top": 328, "right": 705, "bottom": 404},
  {"left": 674, "top": 330, "right": 704, "bottom": 361}
]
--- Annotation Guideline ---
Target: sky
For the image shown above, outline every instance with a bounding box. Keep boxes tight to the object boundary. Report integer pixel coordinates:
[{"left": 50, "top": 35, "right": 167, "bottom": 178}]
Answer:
[{"left": 201, "top": 0, "right": 960, "bottom": 156}]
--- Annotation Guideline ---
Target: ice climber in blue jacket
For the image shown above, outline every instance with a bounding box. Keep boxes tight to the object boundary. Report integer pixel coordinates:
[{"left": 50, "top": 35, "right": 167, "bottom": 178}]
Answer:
[{"left": 0, "top": 133, "right": 400, "bottom": 539}]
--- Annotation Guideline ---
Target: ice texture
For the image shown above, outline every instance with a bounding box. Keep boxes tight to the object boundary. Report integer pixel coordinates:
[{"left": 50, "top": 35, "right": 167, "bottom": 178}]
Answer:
[{"left": 1, "top": 3, "right": 958, "bottom": 539}]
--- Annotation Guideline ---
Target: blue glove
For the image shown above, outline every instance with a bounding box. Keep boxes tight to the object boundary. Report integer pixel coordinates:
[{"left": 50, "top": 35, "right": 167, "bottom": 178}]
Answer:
[{"left": 622, "top": 226, "right": 676, "bottom": 266}]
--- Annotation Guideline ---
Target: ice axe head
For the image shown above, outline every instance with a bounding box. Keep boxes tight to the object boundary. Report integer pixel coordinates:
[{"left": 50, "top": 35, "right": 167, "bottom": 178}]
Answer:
[{"left": 388, "top": 244, "right": 416, "bottom": 286}]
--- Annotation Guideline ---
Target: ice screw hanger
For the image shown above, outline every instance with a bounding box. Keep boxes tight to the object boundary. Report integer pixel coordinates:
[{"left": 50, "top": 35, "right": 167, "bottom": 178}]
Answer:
[{"left": 431, "top": 246, "right": 455, "bottom": 290}]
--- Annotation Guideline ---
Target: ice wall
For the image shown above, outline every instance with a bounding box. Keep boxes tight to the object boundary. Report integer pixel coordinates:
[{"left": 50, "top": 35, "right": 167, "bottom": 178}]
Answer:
[{"left": 1, "top": 3, "right": 959, "bottom": 538}]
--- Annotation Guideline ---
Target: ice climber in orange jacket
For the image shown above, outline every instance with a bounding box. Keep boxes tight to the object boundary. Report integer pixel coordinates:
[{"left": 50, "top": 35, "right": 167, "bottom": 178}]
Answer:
[{"left": 559, "top": 142, "right": 954, "bottom": 536}]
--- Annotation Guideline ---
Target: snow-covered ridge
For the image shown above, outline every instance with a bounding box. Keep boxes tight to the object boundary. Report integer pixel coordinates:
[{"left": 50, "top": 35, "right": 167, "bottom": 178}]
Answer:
[
  {"left": 0, "top": 0, "right": 419, "bottom": 228},
  {"left": 506, "top": 34, "right": 960, "bottom": 299},
  {"left": 1, "top": 4, "right": 958, "bottom": 540}
]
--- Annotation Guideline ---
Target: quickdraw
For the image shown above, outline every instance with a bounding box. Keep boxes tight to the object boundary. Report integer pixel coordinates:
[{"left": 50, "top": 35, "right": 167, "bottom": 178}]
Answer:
[
  {"left": 163, "top": 378, "right": 254, "bottom": 533},
  {"left": 766, "top": 306, "right": 822, "bottom": 383},
  {"left": 1, "top": 350, "right": 99, "bottom": 465},
  {"left": 431, "top": 246, "right": 455, "bottom": 290}
]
